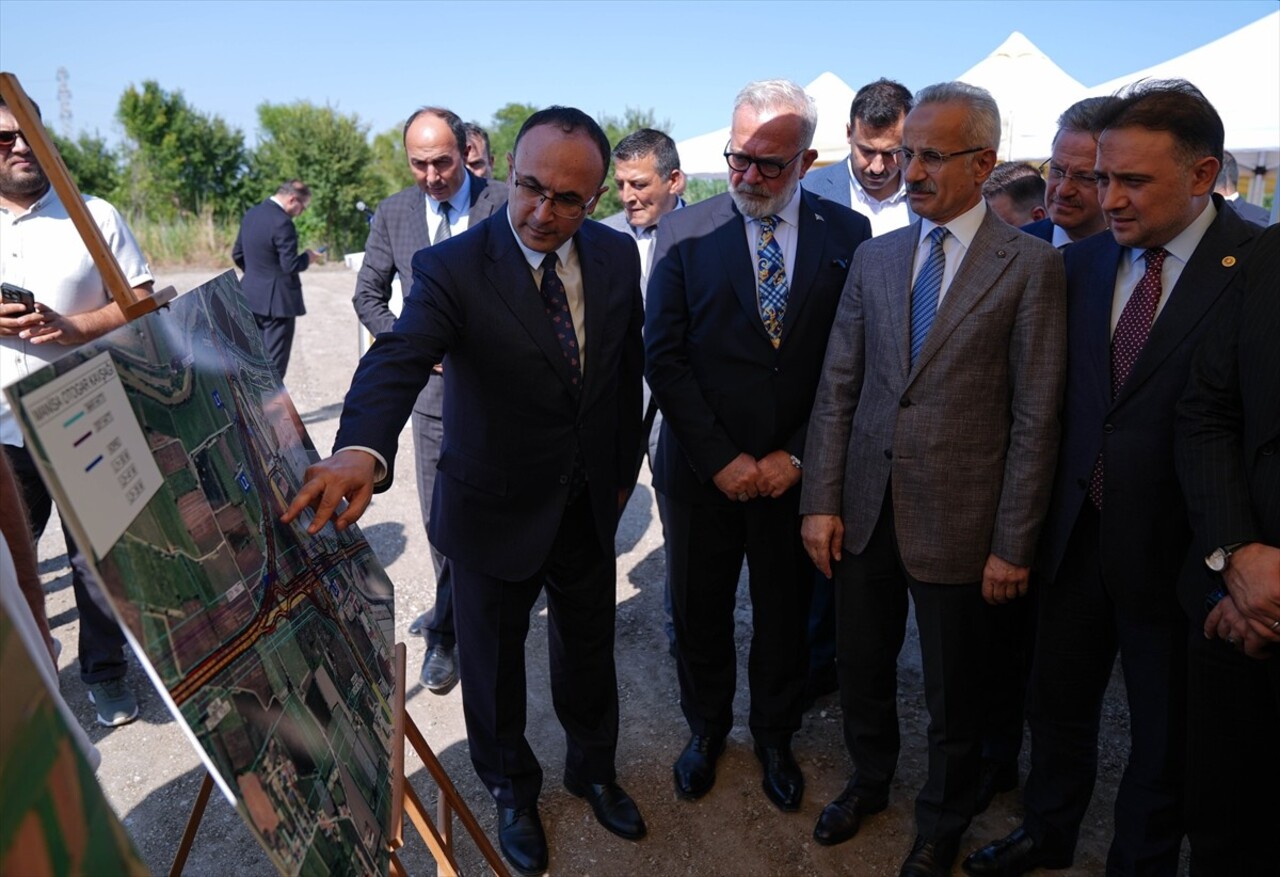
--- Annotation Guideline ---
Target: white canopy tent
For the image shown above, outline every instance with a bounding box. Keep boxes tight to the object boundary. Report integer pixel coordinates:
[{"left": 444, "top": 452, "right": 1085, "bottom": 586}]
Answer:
[
  {"left": 676, "top": 72, "right": 855, "bottom": 179},
  {"left": 1085, "top": 11, "right": 1279, "bottom": 211},
  {"left": 954, "top": 32, "right": 1087, "bottom": 161}
]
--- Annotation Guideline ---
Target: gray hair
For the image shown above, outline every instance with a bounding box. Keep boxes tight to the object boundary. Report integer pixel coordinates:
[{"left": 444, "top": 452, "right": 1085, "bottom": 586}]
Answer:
[
  {"left": 733, "top": 79, "right": 818, "bottom": 150},
  {"left": 913, "top": 81, "right": 1001, "bottom": 150}
]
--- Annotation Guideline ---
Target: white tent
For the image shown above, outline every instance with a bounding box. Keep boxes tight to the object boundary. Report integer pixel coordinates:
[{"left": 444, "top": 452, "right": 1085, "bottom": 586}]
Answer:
[
  {"left": 1086, "top": 11, "right": 1279, "bottom": 209},
  {"left": 954, "top": 31, "right": 1087, "bottom": 162},
  {"left": 676, "top": 72, "right": 855, "bottom": 179}
]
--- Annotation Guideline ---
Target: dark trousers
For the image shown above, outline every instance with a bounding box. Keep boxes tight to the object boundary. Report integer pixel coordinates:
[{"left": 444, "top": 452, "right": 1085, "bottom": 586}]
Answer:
[
  {"left": 411, "top": 410, "right": 454, "bottom": 649},
  {"left": 452, "top": 493, "right": 619, "bottom": 809},
  {"left": 981, "top": 588, "right": 1036, "bottom": 767},
  {"left": 1184, "top": 627, "right": 1280, "bottom": 876},
  {"left": 253, "top": 313, "right": 295, "bottom": 380},
  {"left": 3, "top": 443, "right": 127, "bottom": 683},
  {"left": 665, "top": 489, "right": 813, "bottom": 745},
  {"left": 835, "top": 493, "right": 989, "bottom": 841},
  {"left": 1023, "top": 504, "right": 1186, "bottom": 875}
]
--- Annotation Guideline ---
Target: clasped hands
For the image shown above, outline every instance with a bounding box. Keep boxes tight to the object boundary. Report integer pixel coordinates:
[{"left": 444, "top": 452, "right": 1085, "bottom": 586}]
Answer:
[
  {"left": 712, "top": 451, "right": 799, "bottom": 504},
  {"left": 1204, "top": 542, "right": 1280, "bottom": 660}
]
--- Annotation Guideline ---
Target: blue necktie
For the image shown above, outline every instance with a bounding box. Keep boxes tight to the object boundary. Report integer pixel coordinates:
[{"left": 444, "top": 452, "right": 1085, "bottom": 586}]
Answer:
[
  {"left": 910, "top": 226, "right": 948, "bottom": 366},
  {"left": 539, "top": 253, "right": 582, "bottom": 390},
  {"left": 433, "top": 201, "right": 452, "bottom": 245},
  {"left": 756, "top": 215, "right": 789, "bottom": 349}
]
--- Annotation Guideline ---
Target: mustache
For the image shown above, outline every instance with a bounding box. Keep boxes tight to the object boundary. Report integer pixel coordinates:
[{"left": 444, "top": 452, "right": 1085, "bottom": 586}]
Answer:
[
  {"left": 906, "top": 181, "right": 936, "bottom": 195},
  {"left": 731, "top": 181, "right": 770, "bottom": 198}
]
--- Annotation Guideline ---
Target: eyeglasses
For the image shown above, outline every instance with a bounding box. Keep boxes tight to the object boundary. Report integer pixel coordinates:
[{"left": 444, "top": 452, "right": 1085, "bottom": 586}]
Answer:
[
  {"left": 723, "top": 143, "right": 804, "bottom": 180},
  {"left": 891, "top": 146, "right": 986, "bottom": 173},
  {"left": 513, "top": 177, "right": 597, "bottom": 219},
  {"left": 0, "top": 130, "right": 24, "bottom": 148},
  {"left": 1039, "top": 161, "right": 1100, "bottom": 189}
]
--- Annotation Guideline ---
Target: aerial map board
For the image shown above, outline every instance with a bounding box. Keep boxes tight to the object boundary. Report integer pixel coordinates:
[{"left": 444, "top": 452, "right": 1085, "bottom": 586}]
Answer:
[{"left": 4, "top": 271, "right": 397, "bottom": 877}]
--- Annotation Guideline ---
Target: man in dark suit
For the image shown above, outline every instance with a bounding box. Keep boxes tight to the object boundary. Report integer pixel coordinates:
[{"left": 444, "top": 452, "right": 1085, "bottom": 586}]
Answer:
[
  {"left": 646, "top": 79, "right": 870, "bottom": 814},
  {"left": 964, "top": 80, "right": 1260, "bottom": 877},
  {"left": 1175, "top": 223, "right": 1280, "bottom": 875},
  {"left": 1022, "top": 97, "right": 1118, "bottom": 249},
  {"left": 285, "top": 106, "right": 646, "bottom": 877},
  {"left": 232, "top": 179, "right": 319, "bottom": 380},
  {"left": 1215, "top": 150, "right": 1271, "bottom": 226},
  {"left": 352, "top": 107, "right": 507, "bottom": 695},
  {"left": 801, "top": 81, "right": 1066, "bottom": 877},
  {"left": 802, "top": 77, "right": 914, "bottom": 236}
]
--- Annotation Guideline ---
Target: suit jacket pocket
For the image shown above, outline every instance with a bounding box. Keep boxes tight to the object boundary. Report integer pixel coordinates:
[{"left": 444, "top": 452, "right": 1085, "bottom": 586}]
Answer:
[{"left": 437, "top": 447, "right": 508, "bottom": 497}]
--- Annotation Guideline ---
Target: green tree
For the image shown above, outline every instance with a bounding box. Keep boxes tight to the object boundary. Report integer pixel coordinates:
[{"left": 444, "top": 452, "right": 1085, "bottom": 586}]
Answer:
[
  {"left": 51, "top": 131, "right": 120, "bottom": 200},
  {"left": 485, "top": 102, "right": 540, "bottom": 182},
  {"left": 115, "top": 80, "right": 250, "bottom": 221},
  {"left": 252, "top": 101, "right": 376, "bottom": 255},
  {"left": 368, "top": 126, "right": 413, "bottom": 202}
]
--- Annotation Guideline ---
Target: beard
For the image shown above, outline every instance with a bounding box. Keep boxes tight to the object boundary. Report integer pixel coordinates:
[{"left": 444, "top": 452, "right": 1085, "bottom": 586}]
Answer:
[
  {"left": 729, "top": 178, "right": 796, "bottom": 219},
  {"left": 0, "top": 160, "right": 49, "bottom": 199}
]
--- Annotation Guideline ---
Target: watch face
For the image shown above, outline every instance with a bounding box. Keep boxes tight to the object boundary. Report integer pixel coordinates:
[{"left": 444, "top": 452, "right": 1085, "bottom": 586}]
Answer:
[{"left": 1206, "top": 548, "right": 1228, "bottom": 572}]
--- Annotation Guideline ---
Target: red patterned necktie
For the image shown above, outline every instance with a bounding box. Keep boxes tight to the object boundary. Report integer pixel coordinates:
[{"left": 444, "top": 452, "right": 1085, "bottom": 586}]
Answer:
[
  {"left": 539, "top": 252, "right": 582, "bottom": 390},
  {"left": 1088, "top": 247, "right": 1167, "bottom": 509}
]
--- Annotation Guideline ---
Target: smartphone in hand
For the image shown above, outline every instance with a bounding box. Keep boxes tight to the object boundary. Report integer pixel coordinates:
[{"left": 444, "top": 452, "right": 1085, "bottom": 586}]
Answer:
[{"left": 1, "top": 282, "right": 36, "bottom": 315}]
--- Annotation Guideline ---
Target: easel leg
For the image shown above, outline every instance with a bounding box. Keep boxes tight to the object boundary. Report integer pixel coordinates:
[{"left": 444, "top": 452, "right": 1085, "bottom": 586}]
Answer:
[{"left": 169, "top": 772, "right": 214, "bottom": 877}]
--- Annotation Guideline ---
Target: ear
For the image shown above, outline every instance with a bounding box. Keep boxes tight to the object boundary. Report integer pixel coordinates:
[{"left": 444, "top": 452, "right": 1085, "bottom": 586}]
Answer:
[
  {"left": 1031, "top": 205, "right": 1047, "bottom": 222},
  {"left": 798, "top": 149, "right": 820, "bottom": 177},
  {"left": 845, "top": 121, "right": 853, "bottom": 145},
  {"left": 1189, "top": 156, "right": 1220, "bottom": 197},
  {"left": 669, "top": 168, "right": 687, "bottom": 196},
  {"left": 585, "top": 185, "right": 608, "bottom": 216},
  {"left": 506, "top": 152, "right": 516, "bottom": 184},
  {"left": 971, "top": 147, "right": 999, "bottom": 184}
]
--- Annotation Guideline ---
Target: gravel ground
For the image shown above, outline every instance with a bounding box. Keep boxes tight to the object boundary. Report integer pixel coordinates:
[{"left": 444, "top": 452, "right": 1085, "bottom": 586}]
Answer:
[{"left": 33, "top": 261, "right": 1164, "bottom": 876}]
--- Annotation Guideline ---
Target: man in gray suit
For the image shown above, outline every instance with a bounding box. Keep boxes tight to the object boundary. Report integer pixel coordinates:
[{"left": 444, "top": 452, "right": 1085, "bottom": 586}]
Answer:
[
  {"left": 800, "top": 82, "right": 1066, "bottom": 877},
  {"left": 352, "top": 106, "right": 507, "bottom": 694},
  {"left": 802, "top": 78, "right": 915, "bottom": 236}
]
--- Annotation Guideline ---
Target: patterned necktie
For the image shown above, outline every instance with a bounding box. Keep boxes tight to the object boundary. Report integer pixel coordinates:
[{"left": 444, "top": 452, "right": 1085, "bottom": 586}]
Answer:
[
  {"left": 434, "top": 201, "right": 452, "bottom": 245},
  {"left": 910, "top": 226, "right": 948, "bottom": 366},
  {"left": 539, "top": 253, "right": 582, "bottom": 389},
  {"left": 1088, "top": 246, "right": 1168, "bottom": 509},
  {"left": 756, "top": 215, "right": 789, "bottom": 348}
]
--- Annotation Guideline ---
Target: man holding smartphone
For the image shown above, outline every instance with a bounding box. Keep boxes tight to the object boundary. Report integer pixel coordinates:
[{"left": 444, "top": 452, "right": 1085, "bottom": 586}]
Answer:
[{"left": 0, "top": 97, "right": 154, "bottom": 729}]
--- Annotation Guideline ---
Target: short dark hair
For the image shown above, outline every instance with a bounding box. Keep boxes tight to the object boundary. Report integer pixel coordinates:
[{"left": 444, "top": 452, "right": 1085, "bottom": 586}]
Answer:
[
  {"left": 1217, "top": 150, "right": 1240, "bottom": 189},
  {"left": 1095, "top": 79, "right": 1224, "bottom": 166},
  {"left": 0, "top": 95, "right": 42, "bottom": 118},
  {"left": 1055, "top": 96, "right": 1120, "bottom": 139},
  {"left": 849, "top": 78, "right": 913, "bottom": 129},
  {"left": 402, "top": 106, "right": 467, "bottom": 157},
  {"left": 463, "top": 121, "right": 491, "bottom": 158},
  {"left": 276, "top": 179, "right": 311, "bottom": 200},
  {"left": 612, "top": 128, "right": 681, "bottom": 177},
  {"left": 982, "top": 162, "right": 1046, "bottom": 210},
  {"left": 513, "top": 106, "right": 611, "bottom": 185}
]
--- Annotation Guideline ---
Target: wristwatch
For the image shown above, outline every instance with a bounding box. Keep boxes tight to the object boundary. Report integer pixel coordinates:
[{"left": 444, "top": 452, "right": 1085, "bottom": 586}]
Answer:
[
  {"left": 788, "top": 454, "right": 803, "bottom": 470},
  {"left": 1204, "top": 542, "right": 1247, "bottom": 573}
]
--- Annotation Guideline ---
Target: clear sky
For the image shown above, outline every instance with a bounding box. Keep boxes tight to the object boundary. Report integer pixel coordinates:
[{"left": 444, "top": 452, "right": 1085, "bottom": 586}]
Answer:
[{"left": 0, "top": 0, "right": 1275, "bottom": 146}]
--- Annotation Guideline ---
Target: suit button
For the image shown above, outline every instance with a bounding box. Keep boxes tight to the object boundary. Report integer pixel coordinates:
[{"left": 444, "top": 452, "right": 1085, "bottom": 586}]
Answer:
[
  {"left": 773, "top": 366, "right": 781, "bottom": 375},
  {"left": 899, "top": 396, "right": 911, "bottom": 408},
  {"left": 1262, "top": 443, "right": 1276, "bottom": 456},
  {"left": 1103, "top": 423, "right": 1114, "bottom": 434},
  {"left": 884, "top": 449, "right": 893, "bottom": 460},
  {"left": 558, "top": 475, "right": 569, "bottom": 485}
]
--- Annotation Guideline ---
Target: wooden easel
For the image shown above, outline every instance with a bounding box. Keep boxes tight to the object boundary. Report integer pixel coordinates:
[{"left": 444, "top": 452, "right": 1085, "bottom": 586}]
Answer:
[
  {"left": 0, "top": 72, "right": 175, "bottom": 318},
  {"left": 168, "top": 645, "right": 510, "bottom": 877}
]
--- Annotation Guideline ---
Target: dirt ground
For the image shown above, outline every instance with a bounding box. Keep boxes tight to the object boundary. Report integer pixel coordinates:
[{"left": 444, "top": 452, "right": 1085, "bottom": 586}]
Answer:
[{"left": 35, "top": 262, "right": 1165, "bottom": 876}]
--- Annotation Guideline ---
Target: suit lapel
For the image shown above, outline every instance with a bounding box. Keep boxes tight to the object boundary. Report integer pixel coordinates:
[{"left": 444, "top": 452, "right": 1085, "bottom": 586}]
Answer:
[
  {"left": 888, "top": 224, "right": 919, "bottom": 379},
  {"left": 777, "top": 192, "right": 825, "bottom": 346},
  {"left": 484, "top": 219, "right": 581, "bottom": 397},
  {"left": 1078, "top": 237, "right": 1122, "bottom": 409},
  {"left": 712, "top": 198, "right": 772, "bottom": 344}
]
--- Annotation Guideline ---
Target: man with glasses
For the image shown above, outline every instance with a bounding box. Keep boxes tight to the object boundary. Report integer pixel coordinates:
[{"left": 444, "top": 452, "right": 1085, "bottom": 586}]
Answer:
[
  {"left": 801, "top": 82, "right": 1065, "bottom": 877},
  {"left": 285, "top": 106, "right": 646, "bottom": 876},
  {"left": 233, "top": 179, "right": 322, "bottom": 381},
  {"left": 353, "top": 107, "right": 506, "bottom": 697},
  {"left": 646, "top": 79, "right": 870, "bottom": 814},
  {"left": 1023, "top": 97, "right": 1118, "bottom": 248},
  {"left": 1, "top": 97, "right": 153, "bottom": 730}
]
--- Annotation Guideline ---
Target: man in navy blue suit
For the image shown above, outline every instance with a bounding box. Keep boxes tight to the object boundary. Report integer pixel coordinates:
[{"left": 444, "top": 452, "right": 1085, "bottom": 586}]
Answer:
[
  {"left": 284, "top": 107, "right": 646, "bottom": 877},
  {"left": 1022, "top": 97, "right": 1117, "bottom": 249},
  {"left": 232, "top": 179, "right": 321, "bottom": 380}
]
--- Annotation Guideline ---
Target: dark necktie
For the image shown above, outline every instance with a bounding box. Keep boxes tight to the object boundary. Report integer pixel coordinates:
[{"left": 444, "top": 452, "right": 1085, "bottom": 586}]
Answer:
[
  {"left": 1088, "top": 247, "right": 1168, "bottom": 508},
  {"left": 910, "top": 226, "right": 949, "bottom": 366},
  {"left": 756, "top": 215, "right": 789, "bottom": 348},
  {"left": 539, "top": 253, "right": 582, "bottom": 389},
  {"left": 434, "top": 201, "right": 452, "bottom": 245}
]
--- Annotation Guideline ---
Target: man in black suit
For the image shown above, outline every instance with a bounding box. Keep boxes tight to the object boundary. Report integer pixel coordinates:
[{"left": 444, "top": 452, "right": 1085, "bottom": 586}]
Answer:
[
  {"left": 352, "top": 106, "right": 507, "bottom": 695},
  {"left": 285, "top": 106, "right": 646, "bottom": 877},
  {"left": 232, "top": 179, "right": 320, "bottom": 380},
  {"left": 1215, "top": 150, "right": 1271, "bottom": 226},
  {"left": 1022, "top": 97, "right": 1118, "bottom": 249},
  {"left": 646, "top": 79, "right": 870, "bottom": 814},
  {"left": 1175, "top": 223, "right": 1280, "bottom": 875},
  {"left": 964, "top": 80, "right": 1260, "bottom": 877}
]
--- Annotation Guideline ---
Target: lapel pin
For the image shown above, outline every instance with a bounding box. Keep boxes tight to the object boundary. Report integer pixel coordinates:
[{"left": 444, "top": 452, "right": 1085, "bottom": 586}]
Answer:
[
  {"left": 1222, "top": 256, "right": 1236, "bottom": 267},
  {"left": 997, "top": 249, "right": 1007, "bottom": 258}
]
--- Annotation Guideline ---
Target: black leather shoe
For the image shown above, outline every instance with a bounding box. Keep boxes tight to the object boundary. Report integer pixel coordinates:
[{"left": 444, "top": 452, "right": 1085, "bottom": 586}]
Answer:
[
  {"left": 673, "top": 734, "right": 725, "bottom": 800},
  {"left": 813, "top": 781, "right": 888, "bottom": 846},
  {"left": 497, "top": 806, "right": 547, "bottom": 876},
  {"left": 754, "top": 742, "right": 804, "bottom": 811},
  {"left": 962, "top": 827, "right": 1070, "bottom": 876},
  {"left": 420, "top": 644, "right": 459, "bottom": 694},
  {"left": 407, "top": 611, "right": 429, "bottom": 637},
  {"left": 973, "top": 759, "right": 1019, "bottom": 815},
  {"left": 564, "top": 776, "right": 647, "bottom": 840},
  {"left": 901, "top": 833, "right": 960, "bottom": 877}
]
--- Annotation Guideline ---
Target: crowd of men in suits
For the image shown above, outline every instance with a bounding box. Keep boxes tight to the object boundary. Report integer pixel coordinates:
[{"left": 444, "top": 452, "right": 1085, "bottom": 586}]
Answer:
[{"left": 279, "top": 75, "right": 1278, "bottom": 877}]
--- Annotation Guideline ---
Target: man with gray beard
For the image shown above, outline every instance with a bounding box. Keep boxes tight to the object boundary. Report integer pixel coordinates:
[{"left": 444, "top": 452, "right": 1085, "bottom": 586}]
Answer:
[{"left": 645, "top": 79, "right": 870, "bottom": 812}]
